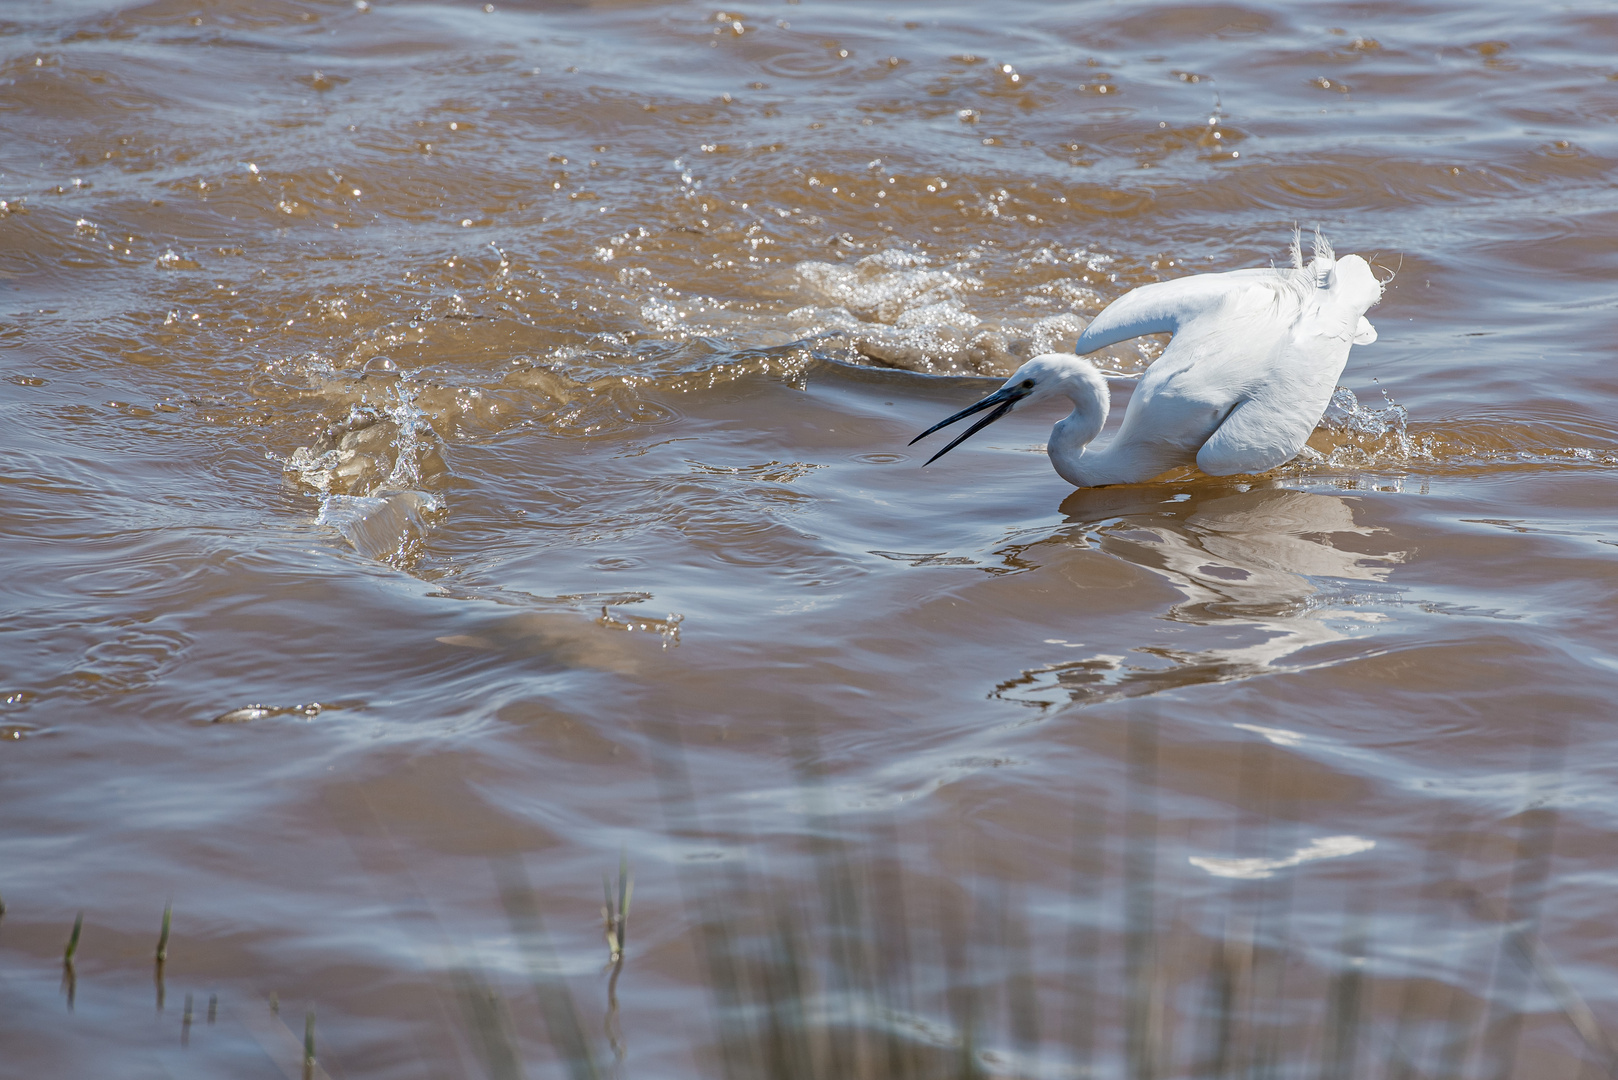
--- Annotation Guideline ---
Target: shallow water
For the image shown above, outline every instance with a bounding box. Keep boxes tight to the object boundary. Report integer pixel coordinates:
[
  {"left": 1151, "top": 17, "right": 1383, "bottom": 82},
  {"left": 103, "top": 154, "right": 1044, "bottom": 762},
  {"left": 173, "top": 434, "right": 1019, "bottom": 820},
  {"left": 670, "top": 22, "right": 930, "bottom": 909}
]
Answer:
[{"left": 4, "top": 0, "right": 1618, "bottom": 1075}]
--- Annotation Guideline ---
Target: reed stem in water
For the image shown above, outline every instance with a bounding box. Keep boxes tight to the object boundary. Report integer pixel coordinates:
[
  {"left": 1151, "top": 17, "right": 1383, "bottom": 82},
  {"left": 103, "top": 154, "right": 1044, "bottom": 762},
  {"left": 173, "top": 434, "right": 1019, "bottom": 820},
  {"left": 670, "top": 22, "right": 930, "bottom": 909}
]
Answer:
[
  {"left": 156, "top": 902, "right": 172, "bottom": 963},
  {"left": 64, "top": 911, "right": 83, "bottom": 964}
]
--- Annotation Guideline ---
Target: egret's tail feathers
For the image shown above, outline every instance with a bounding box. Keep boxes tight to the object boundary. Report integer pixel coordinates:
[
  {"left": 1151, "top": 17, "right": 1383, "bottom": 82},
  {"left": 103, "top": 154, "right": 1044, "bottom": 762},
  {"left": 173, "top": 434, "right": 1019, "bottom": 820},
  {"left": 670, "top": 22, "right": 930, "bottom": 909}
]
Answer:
[{"left": 1289, "top": 225, "right": 1304, "bottom": 270}]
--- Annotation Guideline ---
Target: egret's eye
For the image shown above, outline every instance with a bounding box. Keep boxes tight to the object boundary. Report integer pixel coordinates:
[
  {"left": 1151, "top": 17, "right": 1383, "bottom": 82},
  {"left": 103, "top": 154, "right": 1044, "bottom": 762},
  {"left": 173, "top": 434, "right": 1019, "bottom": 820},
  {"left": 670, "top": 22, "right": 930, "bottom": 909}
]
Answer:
[{"left": 1020, "top": 379, "right": 1035, "bottom": 389}]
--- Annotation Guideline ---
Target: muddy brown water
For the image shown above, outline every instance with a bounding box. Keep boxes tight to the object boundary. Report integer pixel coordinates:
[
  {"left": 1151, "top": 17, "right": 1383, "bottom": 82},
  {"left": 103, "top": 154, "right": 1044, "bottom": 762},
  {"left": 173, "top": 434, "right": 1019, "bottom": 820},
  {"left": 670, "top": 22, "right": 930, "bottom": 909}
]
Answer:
[{"left": 4, "top": 0, "right": 1618, "bottom": 1076}]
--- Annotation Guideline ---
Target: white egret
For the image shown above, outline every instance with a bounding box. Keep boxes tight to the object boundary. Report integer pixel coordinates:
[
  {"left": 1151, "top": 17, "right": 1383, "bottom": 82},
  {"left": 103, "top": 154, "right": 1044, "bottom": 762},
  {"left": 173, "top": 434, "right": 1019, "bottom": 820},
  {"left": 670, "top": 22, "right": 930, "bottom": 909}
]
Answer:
[{"left": 911, "top": 231, "right": 1384, "bottom": 487}]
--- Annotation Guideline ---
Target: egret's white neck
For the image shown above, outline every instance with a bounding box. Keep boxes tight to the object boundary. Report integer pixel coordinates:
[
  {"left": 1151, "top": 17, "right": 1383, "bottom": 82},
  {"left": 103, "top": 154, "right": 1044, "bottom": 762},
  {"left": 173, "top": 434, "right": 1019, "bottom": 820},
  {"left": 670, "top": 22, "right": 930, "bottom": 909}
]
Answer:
[{"left": 1043, "top": 363, "right": 1116, "bottom": 488}]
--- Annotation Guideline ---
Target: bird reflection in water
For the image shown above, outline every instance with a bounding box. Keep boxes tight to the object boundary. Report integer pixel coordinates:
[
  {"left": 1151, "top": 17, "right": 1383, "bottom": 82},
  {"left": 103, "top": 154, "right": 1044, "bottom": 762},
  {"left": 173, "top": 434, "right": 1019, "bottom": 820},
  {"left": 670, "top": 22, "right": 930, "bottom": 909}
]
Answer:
[{"left": 996, "top": 482, "right": 1404, "bottom": 708}]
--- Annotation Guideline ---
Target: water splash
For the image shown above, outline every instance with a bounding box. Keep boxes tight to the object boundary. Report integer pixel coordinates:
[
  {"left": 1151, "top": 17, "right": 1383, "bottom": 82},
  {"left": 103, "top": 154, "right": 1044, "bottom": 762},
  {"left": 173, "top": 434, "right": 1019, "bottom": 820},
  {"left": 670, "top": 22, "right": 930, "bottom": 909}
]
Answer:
[
  {"left": 1311, "top": 383, "right": 1419, "bottom": 467},
  {"left": 1298, "top": 384, "right": 1618, "bottom": 476},
  {"left": 317, "top": 490, "right": 438, "bottom": 563},
  {"left": 377, "top": 374, "right": 442, "bottom": 493},
  {"left": 286, "top": 372, "right": 445, "bottom": 562}
]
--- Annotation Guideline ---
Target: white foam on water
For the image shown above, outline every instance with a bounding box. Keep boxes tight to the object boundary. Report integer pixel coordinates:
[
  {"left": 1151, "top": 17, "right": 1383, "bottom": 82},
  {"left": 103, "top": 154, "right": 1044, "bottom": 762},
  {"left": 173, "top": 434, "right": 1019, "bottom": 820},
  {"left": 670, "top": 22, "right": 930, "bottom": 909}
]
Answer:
[
  {"left": 1190, "top": 835, "right": 1377, "bottom": 880},
  {"left": 783, "top": 249, "right": 1094, "bottom": 373},
  {"left": 1233, "top": 722, "right": 1305, "bottom": 747}
]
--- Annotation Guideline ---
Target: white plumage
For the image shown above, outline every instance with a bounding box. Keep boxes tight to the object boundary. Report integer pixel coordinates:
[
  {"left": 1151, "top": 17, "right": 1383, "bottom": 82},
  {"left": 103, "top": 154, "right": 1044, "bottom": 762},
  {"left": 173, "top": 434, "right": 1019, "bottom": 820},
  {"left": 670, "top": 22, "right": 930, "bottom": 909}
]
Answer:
[{"left": 911, "top": 232, "right": 1385, "bottom": 487}]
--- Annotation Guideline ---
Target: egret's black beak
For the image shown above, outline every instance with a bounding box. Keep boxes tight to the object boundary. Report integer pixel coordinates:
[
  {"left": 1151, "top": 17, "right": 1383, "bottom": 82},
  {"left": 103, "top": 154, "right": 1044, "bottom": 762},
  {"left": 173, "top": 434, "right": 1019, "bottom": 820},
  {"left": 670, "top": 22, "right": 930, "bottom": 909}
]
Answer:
[{"left": 909, "top": 383, "right": 1031, "bottom": 466}]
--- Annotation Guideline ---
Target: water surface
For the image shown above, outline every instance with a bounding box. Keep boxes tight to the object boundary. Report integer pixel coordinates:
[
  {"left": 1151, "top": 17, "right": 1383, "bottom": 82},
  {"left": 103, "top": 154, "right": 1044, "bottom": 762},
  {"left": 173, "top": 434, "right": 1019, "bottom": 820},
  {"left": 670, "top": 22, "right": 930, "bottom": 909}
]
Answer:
[{"left": 4, "top": 0, "right": 1618, "bottom": 1076}]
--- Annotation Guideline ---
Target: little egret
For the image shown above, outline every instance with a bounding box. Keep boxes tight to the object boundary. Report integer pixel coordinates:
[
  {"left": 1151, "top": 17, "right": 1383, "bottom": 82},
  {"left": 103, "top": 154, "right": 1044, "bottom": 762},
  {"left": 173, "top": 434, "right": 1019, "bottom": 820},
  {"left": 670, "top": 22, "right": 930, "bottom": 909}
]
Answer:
[{"left": 911, "top": 232, "right": 1384, "bottom": 487}]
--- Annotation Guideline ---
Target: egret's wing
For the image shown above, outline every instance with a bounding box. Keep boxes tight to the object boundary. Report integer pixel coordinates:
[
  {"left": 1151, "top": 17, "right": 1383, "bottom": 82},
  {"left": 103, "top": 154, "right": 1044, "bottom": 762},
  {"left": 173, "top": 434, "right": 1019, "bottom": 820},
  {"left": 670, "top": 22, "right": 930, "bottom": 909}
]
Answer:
[
  {"left": 1074, "top": 269, "right": 1289, "bottom": 355},
  {"left": 1194, "top": 396, "right": 1319, "bottom": 477}
]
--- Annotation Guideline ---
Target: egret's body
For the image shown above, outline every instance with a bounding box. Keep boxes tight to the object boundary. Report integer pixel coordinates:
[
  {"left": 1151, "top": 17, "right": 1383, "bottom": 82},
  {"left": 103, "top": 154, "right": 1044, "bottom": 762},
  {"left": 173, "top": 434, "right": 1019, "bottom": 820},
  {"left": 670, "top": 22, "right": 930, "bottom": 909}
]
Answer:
[{"left": 912, "top": 234, "right": 1384, "bottom": 487}]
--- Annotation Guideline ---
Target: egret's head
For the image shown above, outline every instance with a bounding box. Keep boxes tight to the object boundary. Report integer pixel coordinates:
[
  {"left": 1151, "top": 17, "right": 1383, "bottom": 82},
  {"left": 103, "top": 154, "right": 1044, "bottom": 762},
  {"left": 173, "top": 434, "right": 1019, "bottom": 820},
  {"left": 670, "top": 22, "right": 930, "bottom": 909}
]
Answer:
[
  {"left": 909, "top": 354, "right": 1102, "bottom": 466},
  {"left": 1295, "top": 229, "right": 1383, "bottom": 312},
  {"left": 1002, "top": 353, "right": 1104, "bottom": 405}
]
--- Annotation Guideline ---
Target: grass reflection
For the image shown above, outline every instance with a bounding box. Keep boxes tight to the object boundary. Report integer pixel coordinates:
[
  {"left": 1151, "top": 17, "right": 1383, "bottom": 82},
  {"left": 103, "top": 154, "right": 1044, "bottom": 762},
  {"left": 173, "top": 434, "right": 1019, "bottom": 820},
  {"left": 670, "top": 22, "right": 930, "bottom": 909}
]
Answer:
[{"left": 3, "top": 716, "right": 1605, "bottom": 1079}]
